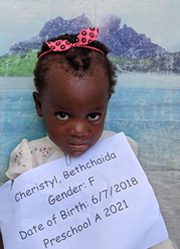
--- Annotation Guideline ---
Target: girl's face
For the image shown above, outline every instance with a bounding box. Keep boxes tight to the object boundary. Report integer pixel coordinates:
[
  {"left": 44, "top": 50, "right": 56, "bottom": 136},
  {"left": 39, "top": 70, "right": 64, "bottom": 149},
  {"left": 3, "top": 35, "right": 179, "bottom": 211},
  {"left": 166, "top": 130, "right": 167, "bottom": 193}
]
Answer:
[{"left": 34, "top": 64, "right": 109, "bottom": 157}]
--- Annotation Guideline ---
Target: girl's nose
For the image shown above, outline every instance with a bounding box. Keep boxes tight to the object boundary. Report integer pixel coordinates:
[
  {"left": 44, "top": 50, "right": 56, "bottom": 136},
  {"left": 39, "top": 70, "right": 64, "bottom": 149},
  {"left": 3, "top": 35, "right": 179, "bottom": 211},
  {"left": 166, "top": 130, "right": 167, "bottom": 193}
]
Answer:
[{"left": 70, "top": 119, "right": 89, "bottom": 137}]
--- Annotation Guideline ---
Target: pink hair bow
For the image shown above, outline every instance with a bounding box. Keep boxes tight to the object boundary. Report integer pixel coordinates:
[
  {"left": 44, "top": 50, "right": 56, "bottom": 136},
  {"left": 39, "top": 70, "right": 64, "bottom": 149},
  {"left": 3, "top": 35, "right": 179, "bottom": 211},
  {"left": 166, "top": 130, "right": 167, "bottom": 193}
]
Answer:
[{"left": 39, "top": 27, "right": 104, "bottom": 58}]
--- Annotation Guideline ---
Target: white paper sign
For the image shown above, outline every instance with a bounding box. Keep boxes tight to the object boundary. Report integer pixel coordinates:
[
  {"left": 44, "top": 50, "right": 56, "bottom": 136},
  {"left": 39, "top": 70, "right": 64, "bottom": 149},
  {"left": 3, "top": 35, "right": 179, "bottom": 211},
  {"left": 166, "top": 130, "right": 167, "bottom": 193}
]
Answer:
[{"left": 0, "top": 133, "right": 169, "bottom": 249}]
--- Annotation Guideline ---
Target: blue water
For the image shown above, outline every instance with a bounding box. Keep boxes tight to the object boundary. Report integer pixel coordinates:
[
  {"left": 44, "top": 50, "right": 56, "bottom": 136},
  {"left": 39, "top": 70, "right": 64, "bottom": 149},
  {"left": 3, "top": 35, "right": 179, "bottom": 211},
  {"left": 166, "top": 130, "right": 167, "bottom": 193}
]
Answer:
[
  {"left": 106, "top": 73, "right": 180, "bottom": 171},
  {"left": 0, "top": 73, "right": 180, "bottom": 183}
]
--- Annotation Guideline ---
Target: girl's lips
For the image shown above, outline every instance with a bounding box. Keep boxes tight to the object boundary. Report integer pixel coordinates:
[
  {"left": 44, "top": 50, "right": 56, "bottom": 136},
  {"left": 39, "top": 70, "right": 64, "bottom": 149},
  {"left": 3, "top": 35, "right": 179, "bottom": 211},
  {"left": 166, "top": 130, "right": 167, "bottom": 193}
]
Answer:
[{"left": 67, "top": 143, "right": 90, "bottom": 156}]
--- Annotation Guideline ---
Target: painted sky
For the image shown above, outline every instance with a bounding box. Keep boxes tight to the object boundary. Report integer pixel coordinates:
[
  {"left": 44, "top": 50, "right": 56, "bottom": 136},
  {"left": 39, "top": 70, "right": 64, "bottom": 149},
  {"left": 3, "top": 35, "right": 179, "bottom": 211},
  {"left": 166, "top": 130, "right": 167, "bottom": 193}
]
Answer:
[{"left": 0, "top": 0, "right": 180, "bottom": 55}]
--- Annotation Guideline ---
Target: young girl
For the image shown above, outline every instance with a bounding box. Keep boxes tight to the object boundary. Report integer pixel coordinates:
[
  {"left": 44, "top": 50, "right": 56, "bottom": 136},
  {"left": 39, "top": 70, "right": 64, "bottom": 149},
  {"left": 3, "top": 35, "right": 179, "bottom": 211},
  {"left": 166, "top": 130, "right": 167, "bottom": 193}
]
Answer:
[{"left": 0, "top": 28, "right": 176, "bottom": 249}]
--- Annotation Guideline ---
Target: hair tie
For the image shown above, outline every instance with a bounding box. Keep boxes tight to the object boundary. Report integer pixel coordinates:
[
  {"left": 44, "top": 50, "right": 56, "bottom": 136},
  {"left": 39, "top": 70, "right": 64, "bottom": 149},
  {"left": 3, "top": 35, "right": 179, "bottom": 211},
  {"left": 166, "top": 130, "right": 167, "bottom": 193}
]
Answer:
[{"left": 38, "top": 27, "right": 104, "bottom": 58}]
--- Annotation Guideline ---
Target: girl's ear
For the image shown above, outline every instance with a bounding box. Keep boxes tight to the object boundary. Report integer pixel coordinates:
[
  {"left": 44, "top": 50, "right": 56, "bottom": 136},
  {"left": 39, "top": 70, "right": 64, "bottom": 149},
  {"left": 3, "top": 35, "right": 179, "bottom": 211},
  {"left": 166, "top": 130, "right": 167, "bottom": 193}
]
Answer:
[{"left": 33, "top": 92, "right": 43, "bottom": 117}]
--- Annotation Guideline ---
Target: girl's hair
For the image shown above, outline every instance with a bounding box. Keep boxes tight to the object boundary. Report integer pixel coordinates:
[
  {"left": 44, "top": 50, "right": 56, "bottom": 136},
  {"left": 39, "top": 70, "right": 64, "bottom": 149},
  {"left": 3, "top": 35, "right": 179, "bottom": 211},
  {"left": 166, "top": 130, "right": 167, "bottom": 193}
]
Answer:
[{"left": 34, "top": 33, "right": 117, "bottom": 97}]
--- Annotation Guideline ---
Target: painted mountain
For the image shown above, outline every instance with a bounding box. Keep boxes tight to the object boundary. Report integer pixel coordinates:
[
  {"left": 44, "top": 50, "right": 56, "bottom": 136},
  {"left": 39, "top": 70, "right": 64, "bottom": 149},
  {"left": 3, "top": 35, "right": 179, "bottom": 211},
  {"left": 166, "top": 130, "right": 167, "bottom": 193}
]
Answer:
[
  {"left": 9, "top": 14, "right": 165, "bottom": 58},
  {"left": 2, "top": 14, "right": 180, "bottom": 74}
]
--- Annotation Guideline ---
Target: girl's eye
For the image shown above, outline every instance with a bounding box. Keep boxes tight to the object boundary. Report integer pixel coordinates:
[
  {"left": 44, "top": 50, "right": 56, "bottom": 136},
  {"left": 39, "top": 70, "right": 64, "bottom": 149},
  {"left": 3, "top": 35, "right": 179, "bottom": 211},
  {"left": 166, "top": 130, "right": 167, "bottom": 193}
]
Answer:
[
  {"left": 88, "top": 113, "right": 101, "bottom": 121},
  {"left": 56, "top": 112, "right": 69, "bottom": 120}
]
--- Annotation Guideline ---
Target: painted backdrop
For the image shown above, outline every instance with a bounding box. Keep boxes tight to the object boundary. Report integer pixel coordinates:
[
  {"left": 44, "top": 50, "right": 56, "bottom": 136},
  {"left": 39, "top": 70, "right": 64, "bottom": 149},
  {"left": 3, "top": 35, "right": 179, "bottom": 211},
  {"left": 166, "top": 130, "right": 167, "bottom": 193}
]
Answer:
[{"left": 0, "top": 0, "right": 180, "bottom": 246}]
